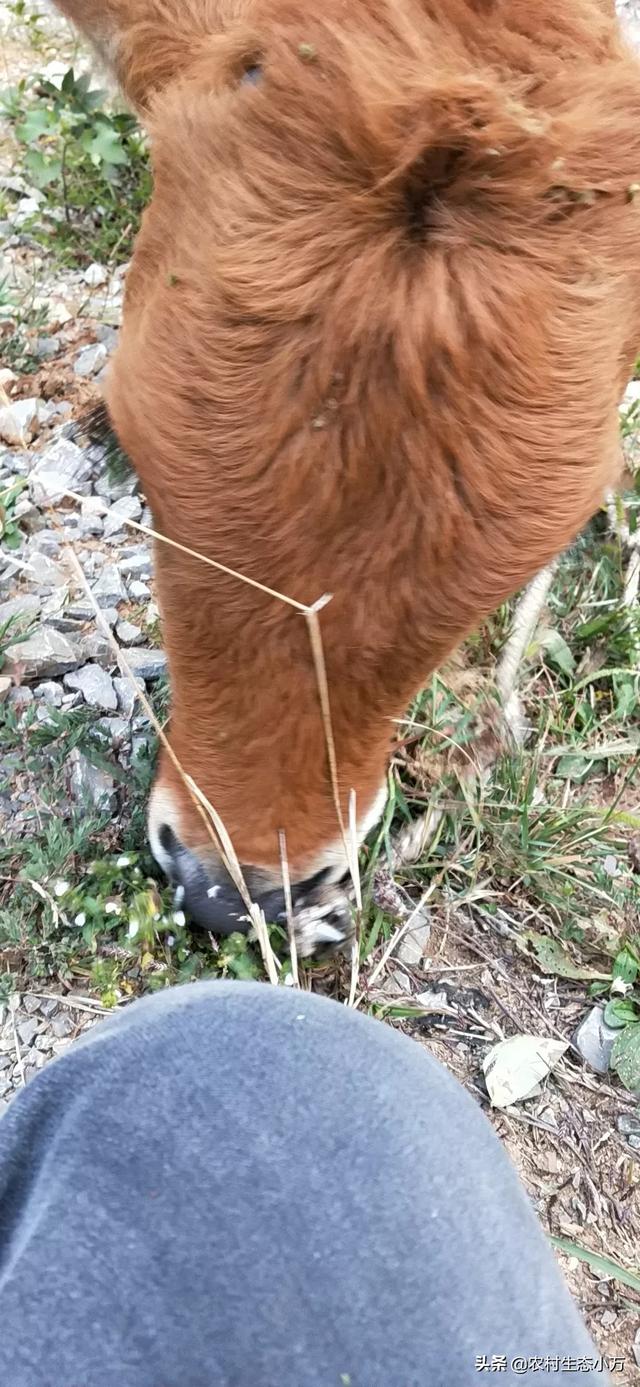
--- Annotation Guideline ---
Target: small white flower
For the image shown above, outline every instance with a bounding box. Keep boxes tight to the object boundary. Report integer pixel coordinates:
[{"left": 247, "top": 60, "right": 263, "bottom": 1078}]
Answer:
[
  {"left": 53, "top": 880, "right": 70, "bottom": 898},
  {"left": 127, "top": 920, "right": 139, "bottom": 940},
  {"left": 172, "top": 910, "right": 186, "bottom": 928},
  {"left": 105, "top": 901, "right": 121, "bottom": 915},
  {"left": 166, "top": 934, "right": 175, "bottom": 948},
  {"left": 284, "top": 973, "right": 295, "bottom": 987},
  {"left": 116, "top": 855, "right": 131, "bottom": 869},
  {"left": 74, "top": 912, "right": 86, "bottom": 928}
]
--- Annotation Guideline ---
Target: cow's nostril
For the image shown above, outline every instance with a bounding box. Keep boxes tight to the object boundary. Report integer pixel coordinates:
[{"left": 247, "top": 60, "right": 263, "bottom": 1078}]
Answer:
[{"left": 158, "top": 823, "right": 179, "bottom": 859}]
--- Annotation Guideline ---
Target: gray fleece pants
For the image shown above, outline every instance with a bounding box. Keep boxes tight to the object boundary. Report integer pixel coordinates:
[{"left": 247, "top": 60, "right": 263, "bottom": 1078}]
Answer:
[{"left": 0, "top": 980, "right": 608, "bottom": 1386}]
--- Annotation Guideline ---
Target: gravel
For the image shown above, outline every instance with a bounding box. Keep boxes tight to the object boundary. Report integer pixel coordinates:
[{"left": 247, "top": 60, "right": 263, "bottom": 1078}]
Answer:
[
  {"left": 5, "top": 626, "right": 81, "bottom": 678},
  {"left": 67, "top": 747, "right": 117, "bottom": 810},
  {"left": 64, "top": 663, "right": 118, "bottom": 711},
  {"left": 123, "top": 648, "right": 167, "bottom": 681},
  {"left": 103, "top": 495, "right": 142, "bottom": 538},
  {"left": 115, "top": 619, "right": 143, "bottom": 646},
  {"left": 91, "top": 563, "right": 128, "bottom": 607},
  {"left": 74, "top": 342, "right": 108, "bottom": 378},
  {"left": 30, "top": 438, "right": 93, "bottom": 504}
]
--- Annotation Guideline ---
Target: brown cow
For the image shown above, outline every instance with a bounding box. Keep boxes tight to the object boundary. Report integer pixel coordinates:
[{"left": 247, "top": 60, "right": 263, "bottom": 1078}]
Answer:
[{"left": 56, "top": 0, "right": 640, "bottom": 951}]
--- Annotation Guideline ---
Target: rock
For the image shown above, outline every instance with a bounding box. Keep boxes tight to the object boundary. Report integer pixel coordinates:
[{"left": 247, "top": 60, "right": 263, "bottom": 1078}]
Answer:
[
  {"left": 94, "top": 324, "right": 119, "bottom": 352},
  {"left": 5, "top": 627, "right": 80, "bottom": 679},
  {"left": 34, "top": 335, "right": 61, "bottom": 360},
  {"left": 118, "top": 547, "right": 152, "bottom": 579},
  {"left": 24, "top": 552, "right": 68, "bottom": 590},
  {"left": 51, "top": 1013, "right": 74, "bottom": 1038},
  {"left": 124, "top": 648, "right": 167, "bottom": 682},
  {"left": 64, "top": 664, "right": 118, "bottom": 712},
  {"left": 95, "top": 717, "right": 130, "bottom": 749},
  {"left": 116, "top": 619, "right": 143, "bottom": 646},
  {"left": 114, "top": 675, "right": 144, "bottom": 717},
  {"left": 17, "top": 1017, "right": 40, "bottom": 1047},
  {"left": 0, "top": 397, "right": 39, "bottom": 446},
  {"left": 101, "top": 608, "right": 119, "bottom": 629},
  {"left": 103, "top": 495, "right": 142, "bottom": 538},
  {"left": 0, "top": 594, "right": 40, "bottom": 627},
  {"left": 572, "top": 1006, "right": 619, "bottom": 1075},
  {"left": 33, "top": 680, "right": 63, "bottom": 707},
  {"left": 91, "top": 565, "right": 127, "bottom": 607},
  {"left": 67, "top": 748, "right": 117, "bottom": 811},
  {"left": 12, "top": 496, "right": 39, "bottom": 531},
  {"left": 3, "top": 450, "right": 31, "bottom": 477},
  {"left": 131, "top": 730, "right": 154, "bottom": 761},
  {"left": 61, "top": 691, "right": 84, "bottom": 711},
  {"left": 634, "top": 1327, "right": 640, "bottom": 1371},
  {"left": 7, "top": 686, "right": 34, "bottom": 714},
  {"left": 38, "top": 998, "right": 59, "bottom": 1018},
  {"left": 94, "top": 469, "right": 138, "bottom": 503},
  {"left": 617, "top": 1111, "right": 640, "bottom": 1138},
  {"left": 26, "top": 531, "right": 61, "bottom": 558},
  {"left": 12, "top": 195, "right": 42, "bottom": 225},
  {"left": 21, "top": 995, "right": 41, "bottom": 1015},
  {"left": 79, "top": 632, "right": 113, "bottom": 668},
  {"left": 83, "top": 262, "right": 108, "bottom": 288},
  {"left": 30, "top": 438, "right": 93, "bottom": 505},
  {"left": 0, "top": 677, "right": 11, "bottom": 702},
  {"left": 397, "top": 907, "right": 431, "bottom": 969},
  {"left": 79, "top": 495, "right": 104, "bottom": 537},
  {"left": 128, "top": 580, "right": 151, "bottom": 601},
  {"left": 74, "top": 343, "right": 108, "bottom": 378},
  {"left": 65, "top": 603, "right": 95, "bottom": 622},
  {"left": 81, "top": 553, "right": 99, "bottom": 578}
]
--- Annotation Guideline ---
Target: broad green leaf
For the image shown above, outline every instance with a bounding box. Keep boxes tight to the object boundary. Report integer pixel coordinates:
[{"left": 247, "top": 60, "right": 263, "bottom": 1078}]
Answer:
[
  {"left": 611, "top": 1021, "right": 640, "bottom": 1092},
  {"left": 541, "top": 629, "right": 575, "bottom": 677},
  {"left": 554, "top": 754, "right": 594, "bottom": 783},
  {"left": 24, "top": 148, "right": 61, "bottom": 189},
  {"left": 551, "top": 1237, "right": 640, "bottom": 1293},
  {"left": 603, "top": 998, "right": 639, "bottom": 1029},
  {"left": 522, "top": 930, "right": 610, "bottom": 981},
  {"left": 613, "top": 948, "right": 638, "bottom": 986},
  {"left": 4, "top": 527, "right": 23, "bottom": 551},
  {"left": 84, "top": 123, "right": 128, "bottom": 166},
  {"left": 16, "top": 107, "right": 54, "bottom": 143}
]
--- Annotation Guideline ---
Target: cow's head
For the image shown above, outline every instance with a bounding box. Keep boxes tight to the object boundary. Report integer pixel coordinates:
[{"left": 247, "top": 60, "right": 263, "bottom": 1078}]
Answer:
[{"left": 58, "top": 0, "right": 640, "bottom": 949}]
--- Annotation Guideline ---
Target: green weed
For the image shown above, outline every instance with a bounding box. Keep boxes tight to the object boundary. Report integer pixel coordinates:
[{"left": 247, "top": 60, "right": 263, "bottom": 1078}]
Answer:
[{"left": 1, "top": 67, "right": 151, "bottom": 266}]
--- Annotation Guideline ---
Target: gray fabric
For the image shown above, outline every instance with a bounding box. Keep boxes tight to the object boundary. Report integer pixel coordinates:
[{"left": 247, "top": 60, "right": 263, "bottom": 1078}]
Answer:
[{"left": 0, "top": 981, "right": 606, "bottom": 1386}]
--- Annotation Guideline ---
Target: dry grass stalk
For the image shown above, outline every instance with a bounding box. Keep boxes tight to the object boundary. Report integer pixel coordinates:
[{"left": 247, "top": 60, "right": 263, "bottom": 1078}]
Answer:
[
  {"left": 61, "top": 488, "right": 316, "bottom": 612},
  {"left": 59, "top": 488, "right": 362, "bottom": 946},
  {"left": 495, "top": 562, "right": 557, "bottom": 743},
  {"left": 347, "top": 789, "right": 362, "bottom": 1007},
  {"left": 63, "top": 545, "right": 281, "bottom": 984},
  {"left": 278, "top": 829, "right": 299, "bottom": 988},
  {"left": 355, "top": 877, "right": 438, "bottom": 1008},
  {"left": 10, "top": 1007, "right": 26, "bottom": 1087}
]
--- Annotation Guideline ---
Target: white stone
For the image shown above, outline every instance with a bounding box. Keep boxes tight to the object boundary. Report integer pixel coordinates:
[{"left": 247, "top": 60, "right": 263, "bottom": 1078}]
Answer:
[
  {"left": 5, "top": 627, "right": 80, "bottom": 679},
  {"left": 0, "top": 397, "right": 39, "bottom": 446},
  {"left": 30, "top": 439, "right": 92, "bottom": 505},
  {"left": 83, "top": 262, "right": 109, "bottom": 288},
  {"left": 64, "top": 664, "right": 118, "bottom": 712},
  {"left": 74, "top": 343, "right": 108, "bottom": 378}
]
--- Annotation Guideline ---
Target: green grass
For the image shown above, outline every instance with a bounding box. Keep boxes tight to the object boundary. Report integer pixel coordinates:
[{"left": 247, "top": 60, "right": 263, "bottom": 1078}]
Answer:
[
  {"left": 0, "top": 66, "right": 150, "bottom": 270},
  {"left": 0, "top": 686, "right": 262, "bottom": 1004}
]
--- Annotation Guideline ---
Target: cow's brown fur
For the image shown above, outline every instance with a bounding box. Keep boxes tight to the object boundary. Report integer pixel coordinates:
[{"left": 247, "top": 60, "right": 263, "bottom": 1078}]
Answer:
[{"left": 56, "top": 0, "right": 640, "bottom": 891}]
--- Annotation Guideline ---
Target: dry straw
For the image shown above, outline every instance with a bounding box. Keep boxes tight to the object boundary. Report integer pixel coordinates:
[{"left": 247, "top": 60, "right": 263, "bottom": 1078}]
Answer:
[{"left": 56, "top": 489, "right": 360, "bottom": 994}]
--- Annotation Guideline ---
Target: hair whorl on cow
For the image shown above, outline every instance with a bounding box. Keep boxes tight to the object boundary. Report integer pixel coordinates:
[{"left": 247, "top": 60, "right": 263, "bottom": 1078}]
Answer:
[{"left": 56, "top": 0, "right": 640, "bottom": 950}]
